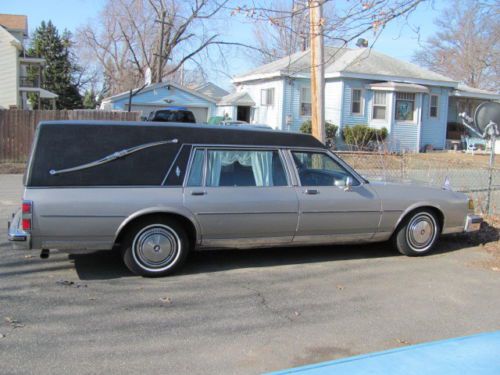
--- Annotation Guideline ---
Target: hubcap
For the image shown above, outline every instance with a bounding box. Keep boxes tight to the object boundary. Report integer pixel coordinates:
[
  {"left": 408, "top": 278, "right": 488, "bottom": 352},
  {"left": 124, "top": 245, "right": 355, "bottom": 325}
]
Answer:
[
  {"left": 132, "top": 225, "right": 180, "bottom": 270},
  {"left": 406, "top": 213, "right": 436, "bottom": 251}
]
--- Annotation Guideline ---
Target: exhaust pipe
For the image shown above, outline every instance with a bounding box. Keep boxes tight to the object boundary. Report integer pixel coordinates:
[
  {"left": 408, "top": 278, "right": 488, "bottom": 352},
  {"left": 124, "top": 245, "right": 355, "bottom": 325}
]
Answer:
[{"left": 40, "top": 249, "right": 50, "bottom": 259}]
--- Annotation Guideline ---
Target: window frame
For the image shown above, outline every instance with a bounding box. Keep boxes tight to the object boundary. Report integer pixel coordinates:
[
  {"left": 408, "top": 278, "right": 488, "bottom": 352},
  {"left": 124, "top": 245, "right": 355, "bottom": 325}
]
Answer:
[
  {"left": 184, "top": 145, "right": 291, "bottom": 188},
  {"left": 351, "top": 88, "right": 364, "bottom": 115},
  {"left": 371, "top": 91, "right": 387, "bottom": 120},
  {"left": 430, "top": 94, "right": 439, "bottom": 118},
  {"left": 300, "top": 86, "right": 312, "bottom": 117},
  {"left": 395, "top": 92, "right": 416, "bottom": 122},
  {"left": 286, "top": 148, "right": 365, "bottom": 187},
  {"left": 260, "top": 88, "right": 275, "bottom": 107}
]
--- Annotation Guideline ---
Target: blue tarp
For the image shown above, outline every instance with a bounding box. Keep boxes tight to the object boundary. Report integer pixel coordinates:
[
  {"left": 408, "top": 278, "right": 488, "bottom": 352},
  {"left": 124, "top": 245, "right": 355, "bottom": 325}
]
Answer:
[{"left": 268, "top": 331, "right": 500, "bottom": 375}]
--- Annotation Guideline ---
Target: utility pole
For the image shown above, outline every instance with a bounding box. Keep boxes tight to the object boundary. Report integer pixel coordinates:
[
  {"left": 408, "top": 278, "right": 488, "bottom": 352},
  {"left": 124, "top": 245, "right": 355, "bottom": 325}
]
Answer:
[
  {"left": 156, "top": 10, "right": 166, "bottom": 83},
  {"left": 309, "top": 0, "right": 325, "bottom": 143}
]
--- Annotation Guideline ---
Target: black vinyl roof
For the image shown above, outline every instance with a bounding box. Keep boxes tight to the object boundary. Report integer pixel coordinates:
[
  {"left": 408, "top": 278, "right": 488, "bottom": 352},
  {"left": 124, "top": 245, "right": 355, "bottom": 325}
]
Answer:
[
  {"left": 27, "top": 121, "right": 325, "bottom": 187},
  {"left": 36, "top": 120, "right": 325, "bottom": 148}
]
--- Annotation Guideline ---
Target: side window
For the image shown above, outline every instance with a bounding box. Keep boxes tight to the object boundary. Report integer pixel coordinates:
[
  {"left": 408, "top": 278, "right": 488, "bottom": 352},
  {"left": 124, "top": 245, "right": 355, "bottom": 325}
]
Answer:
[
  {"left": 206, "top": 149, "right": 287, "bottom": 187},
  {"left": 186, "top": 149, "right": 205, "bottom": 186},
  {"left": 292, "top": 151, "right": 359, "bottom": 187}
]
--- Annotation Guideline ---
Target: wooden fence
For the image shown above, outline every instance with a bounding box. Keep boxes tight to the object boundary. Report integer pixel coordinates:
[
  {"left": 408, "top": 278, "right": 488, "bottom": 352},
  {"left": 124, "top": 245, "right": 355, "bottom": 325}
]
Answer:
[{"left": 0, "top": 109, "right": 140, "bottom": 162}]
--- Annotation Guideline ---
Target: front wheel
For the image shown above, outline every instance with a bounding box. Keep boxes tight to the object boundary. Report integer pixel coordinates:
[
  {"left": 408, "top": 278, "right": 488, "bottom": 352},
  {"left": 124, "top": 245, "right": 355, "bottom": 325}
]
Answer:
[
  {"left": 121, "top": 217, "right": 189, "bottom": 277},
  {"left": 393, "top": 210, "right": 440, "bottom": 256}
]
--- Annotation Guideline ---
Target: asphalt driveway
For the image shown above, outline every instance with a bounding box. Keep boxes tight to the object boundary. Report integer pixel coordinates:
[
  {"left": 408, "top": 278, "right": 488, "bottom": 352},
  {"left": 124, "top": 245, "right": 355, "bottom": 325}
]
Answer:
[{"left": 0, "top": 174, "right": 499, "bottom": 375}]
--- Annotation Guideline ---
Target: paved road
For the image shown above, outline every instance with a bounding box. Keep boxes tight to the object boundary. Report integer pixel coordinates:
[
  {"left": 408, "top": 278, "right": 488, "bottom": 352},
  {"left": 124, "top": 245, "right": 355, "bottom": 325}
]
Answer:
[{"left": 0, "top": 175, "right": 499, "bottom": 375}]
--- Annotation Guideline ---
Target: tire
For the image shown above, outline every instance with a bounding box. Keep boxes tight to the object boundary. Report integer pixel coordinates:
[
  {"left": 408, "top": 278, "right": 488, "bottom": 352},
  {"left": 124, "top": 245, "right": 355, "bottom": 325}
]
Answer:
[
  {"left": 393, "top": 210, "right": 440, "bottom": 256},
  {"left": 121, "top": 217, "right": 189, "bottom": 277}
]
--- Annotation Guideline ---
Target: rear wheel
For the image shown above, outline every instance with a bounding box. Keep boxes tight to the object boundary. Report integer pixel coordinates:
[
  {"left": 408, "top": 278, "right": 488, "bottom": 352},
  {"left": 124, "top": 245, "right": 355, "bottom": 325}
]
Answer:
[
  {"left": 393, "top": 210, "right": 440, "bottom": 256},
  {"left": 121, "top": 217, "right": 189, "bottom": 277}
]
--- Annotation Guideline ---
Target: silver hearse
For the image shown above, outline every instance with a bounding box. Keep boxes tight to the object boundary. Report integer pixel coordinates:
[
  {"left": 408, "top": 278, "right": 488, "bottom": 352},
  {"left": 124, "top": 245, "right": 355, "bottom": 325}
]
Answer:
[{"left": 9, "top": 121, "right": 482, "bottom": 277}]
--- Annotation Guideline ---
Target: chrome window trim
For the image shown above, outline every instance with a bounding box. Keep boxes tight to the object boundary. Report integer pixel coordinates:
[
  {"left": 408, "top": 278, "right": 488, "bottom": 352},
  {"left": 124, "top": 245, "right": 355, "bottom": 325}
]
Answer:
[
  {"left": 183, "top": 146, "right": 206, "bottom": 188},
  {"left": 184, "top": 145, "right": 293, "bottom": 188},
  {"left": 161, "top": 144, "right": 189, "bottom": 186}
]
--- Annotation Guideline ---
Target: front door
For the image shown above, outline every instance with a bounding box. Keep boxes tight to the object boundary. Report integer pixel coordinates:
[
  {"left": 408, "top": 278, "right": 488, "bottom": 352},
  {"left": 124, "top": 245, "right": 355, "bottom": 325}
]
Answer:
[
  {"left": 289, "top": 150, "right": 381, "bottom": 244},
  {"left": 184, "top": 148, "right": 298, "bottom": 248},
  {"left": 237, "top": 106, "right": 251, "bottom": 122}
]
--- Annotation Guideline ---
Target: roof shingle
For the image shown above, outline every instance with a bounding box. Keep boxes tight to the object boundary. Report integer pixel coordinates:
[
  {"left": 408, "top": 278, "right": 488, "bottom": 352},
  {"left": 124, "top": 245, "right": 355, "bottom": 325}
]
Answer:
[{"left": 0, "top": 14, "right": 27, "bottom": 33}]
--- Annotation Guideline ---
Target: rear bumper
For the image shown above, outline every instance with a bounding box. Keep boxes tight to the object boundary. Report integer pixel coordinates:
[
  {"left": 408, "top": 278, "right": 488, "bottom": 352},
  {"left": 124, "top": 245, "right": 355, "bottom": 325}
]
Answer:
[
  {"left": 7, "top": 210, "right": 31, "bottom": 250},
  {"left": 464, "top": 214, "right": 483, "bottom": 232}
]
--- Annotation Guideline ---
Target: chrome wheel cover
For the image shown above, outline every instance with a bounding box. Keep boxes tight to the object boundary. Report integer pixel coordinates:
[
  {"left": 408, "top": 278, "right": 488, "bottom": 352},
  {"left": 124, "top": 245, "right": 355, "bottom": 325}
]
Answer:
[
  {"left": 132, "top": 224, "right": 181, "bottom": 272},
  {"left": 406, "top": 213, "right": 437, "bottom": 252}
]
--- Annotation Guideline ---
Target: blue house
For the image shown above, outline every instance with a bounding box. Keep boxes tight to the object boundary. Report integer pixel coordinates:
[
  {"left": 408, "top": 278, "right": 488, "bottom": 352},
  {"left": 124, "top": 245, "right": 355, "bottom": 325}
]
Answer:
[
  {"left": 100, "top": 81, "right": 225, "bottom": 123},
  {"left": 228, "top": 47, "right": 500, "bottom": 152}
]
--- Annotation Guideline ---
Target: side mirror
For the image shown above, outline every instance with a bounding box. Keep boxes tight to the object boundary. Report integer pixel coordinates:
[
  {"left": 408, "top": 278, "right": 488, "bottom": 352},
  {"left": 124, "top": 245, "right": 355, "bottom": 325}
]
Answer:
[{"left": 344, "top": 177, "right": 353, "bottom": 192}]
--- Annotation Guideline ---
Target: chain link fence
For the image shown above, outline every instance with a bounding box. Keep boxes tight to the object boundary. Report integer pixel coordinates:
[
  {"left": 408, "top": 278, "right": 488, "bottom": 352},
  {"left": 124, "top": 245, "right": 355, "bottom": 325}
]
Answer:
[{"left": 336, "top": 150, "right": 500, "bottom": 215}]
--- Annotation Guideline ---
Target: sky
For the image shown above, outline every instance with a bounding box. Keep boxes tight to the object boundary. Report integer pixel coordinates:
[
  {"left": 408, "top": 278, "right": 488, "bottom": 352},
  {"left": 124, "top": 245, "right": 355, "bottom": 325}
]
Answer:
[{"left": 1, "top": 0, "right": 449, "bottom": 88}]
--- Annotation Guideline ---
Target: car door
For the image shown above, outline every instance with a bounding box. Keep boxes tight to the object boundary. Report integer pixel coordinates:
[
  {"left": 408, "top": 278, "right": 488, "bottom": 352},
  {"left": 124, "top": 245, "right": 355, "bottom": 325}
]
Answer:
[
  {"left": 288, "top": 149, "right": 381, "bottom": 244},
  {"left": 183, "top": 147, "right": 299, "bottom": 248}
]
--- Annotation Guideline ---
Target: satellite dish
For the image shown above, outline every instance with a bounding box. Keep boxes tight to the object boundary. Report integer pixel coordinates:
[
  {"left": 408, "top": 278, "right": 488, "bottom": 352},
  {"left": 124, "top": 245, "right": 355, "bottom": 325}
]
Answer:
[
  {"left": 474, "top": 102, "right": 500, "bottom": 134},
  {"left": 144, "top": 67, "right": 152, "bottom": 86}
]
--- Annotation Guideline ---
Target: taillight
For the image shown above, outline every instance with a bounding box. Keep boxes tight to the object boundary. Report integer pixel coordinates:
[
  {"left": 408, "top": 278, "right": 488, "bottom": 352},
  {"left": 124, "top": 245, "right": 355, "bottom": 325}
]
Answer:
[
  {"left": 21, "top": 200, "right": 32, "bottom": 232},
  {"left": 22, "top": 218, "right": 31, "bottom": 231},
  {"left": 22, "top": 202, "right": 32, "bottom": 214}
]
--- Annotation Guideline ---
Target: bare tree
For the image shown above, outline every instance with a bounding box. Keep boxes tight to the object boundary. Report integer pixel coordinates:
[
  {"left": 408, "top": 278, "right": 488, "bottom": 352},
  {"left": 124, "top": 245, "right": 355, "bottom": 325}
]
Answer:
[
  {"left": 413, "top": 0, "right": 499, "bottom": 91},
  {"left": 234, "top": 0, "right": 425, "bottom": 67},
  {"left": 76, "top": 0, "right": 230, "bottom": 95},
  {"left": 252, "top": 0, "right": 310, "bottom": 64}
]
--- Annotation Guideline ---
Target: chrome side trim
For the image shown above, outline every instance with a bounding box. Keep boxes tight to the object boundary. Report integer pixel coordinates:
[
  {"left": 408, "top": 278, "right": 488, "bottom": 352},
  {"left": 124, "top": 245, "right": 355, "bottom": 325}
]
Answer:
[
  {"left": 199, "top": 236, "right": 293, "bottom": 249},
  {"left": 50, "top": 139, "right": 178, "bottom": 176},
  {"left": 301, "top": 210, "right": 382, "bottom": 214},
  {"left": 197, "top": 211, "right": 297, "bottom": 215},
  {"left": 40, "top": 214, "right": 127, "bottom": 218},
  {"left": 292, "top": 232, "right": 378, "bottom": 245}
]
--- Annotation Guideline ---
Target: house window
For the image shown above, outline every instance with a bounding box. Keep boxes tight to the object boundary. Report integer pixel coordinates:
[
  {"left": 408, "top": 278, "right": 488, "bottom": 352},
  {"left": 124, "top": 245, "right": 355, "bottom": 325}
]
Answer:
[
  {"left": 351, "top": 89, "right": 363, "bottom": 115},
  {"left": 395, "top": 92, "right": 415, "bottom": 121},
  {"left": 372, "top": 92, "right": 387, "bottom": 120},
  {"left": 261, "top": 88, "right": 274, "bottom": 106},
  {"left": 430, "top": 95, "right": 438, "bottom": 118},
  {"left": 300, "top": 87, "right": 312, "bottom": 116}
]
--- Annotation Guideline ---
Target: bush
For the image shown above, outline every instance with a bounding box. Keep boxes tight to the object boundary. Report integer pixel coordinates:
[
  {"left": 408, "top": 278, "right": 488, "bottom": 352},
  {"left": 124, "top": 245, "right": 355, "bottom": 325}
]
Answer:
[
  {"left": 342, "top": 124, "right": 388, "bottom": 149},
  {"left": 299, "top": 120, "right": 338, "bottom": 139}
]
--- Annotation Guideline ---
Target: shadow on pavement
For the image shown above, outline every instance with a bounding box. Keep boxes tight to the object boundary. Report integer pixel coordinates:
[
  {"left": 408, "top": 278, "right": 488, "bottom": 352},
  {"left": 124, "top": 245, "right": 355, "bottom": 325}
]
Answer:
[{"left": 70, "top": 233, "right": 488, "bottom": 281}]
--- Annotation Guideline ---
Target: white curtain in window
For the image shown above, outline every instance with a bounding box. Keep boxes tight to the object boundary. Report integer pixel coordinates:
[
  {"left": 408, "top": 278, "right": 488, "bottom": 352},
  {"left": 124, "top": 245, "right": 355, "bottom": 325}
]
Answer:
[{"left": 207, "top": 151, "right": 274, "bottom": 187}]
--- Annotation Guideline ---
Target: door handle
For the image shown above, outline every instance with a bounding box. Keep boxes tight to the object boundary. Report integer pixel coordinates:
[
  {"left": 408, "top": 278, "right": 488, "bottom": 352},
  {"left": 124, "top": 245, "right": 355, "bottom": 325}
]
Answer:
[
  {"left": 191, "top": 191, "right": 207, "bottom": 196},
  {"left": 304, "top": 189, "right": 319, "bottom": 195}
]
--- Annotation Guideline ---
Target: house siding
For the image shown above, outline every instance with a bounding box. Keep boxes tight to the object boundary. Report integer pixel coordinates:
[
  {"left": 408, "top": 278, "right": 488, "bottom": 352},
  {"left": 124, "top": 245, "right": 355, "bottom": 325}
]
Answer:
[
  {"left": 389, "top": 92, "right": 422, "bottom": 152},
  {"left": 285, "top": 78, "right": 309, "bottom": 132},
  {"left": 0, "top": 30, "right": 19, "bottom": 108},
  {"left": 324, "top": 79, "right": 342, "bottom": 126},
  {"left": 341, "top": 79, "right": 370, "bottom": 127},
  {"left": 239, "top": 79, "right": 284, "bottom": 129},
  {"left": 216, "top": 105, "right": 236, "bottom": 120},
  {"left": 420, "top": 87, "right": 449, "bottom": 150}
]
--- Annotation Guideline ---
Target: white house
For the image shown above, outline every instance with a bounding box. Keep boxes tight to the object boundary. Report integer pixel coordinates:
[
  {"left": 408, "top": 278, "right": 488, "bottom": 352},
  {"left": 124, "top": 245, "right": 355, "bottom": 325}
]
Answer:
[
  {"left": 0, "top": 14, "right": 58, "bottom": 109},
  {"left": 224, "top": 47, "right": 500, "bottom": 152}
]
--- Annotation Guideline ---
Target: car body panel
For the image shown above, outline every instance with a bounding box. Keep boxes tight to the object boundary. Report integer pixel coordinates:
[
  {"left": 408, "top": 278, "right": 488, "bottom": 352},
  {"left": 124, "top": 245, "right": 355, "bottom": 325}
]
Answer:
[
  {"left": 292, "top": 184, "right": 382, "bottom": 243},
  {"left": 184, "top": 186, "right": 299, "bottom": 248}
]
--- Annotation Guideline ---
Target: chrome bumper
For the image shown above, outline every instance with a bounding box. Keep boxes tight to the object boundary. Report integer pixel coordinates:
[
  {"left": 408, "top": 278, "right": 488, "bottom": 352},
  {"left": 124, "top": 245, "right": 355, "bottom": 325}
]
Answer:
[
  {"left": 464, "top": 214, "right": 483, "bottom": 232},
  {"left": 7, "top": 210, "right": 31, "bottom": 250}
]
